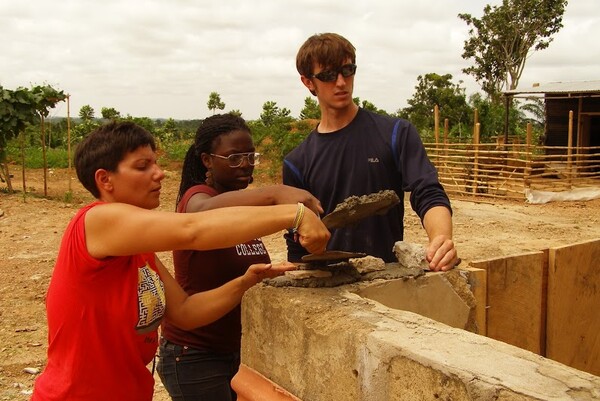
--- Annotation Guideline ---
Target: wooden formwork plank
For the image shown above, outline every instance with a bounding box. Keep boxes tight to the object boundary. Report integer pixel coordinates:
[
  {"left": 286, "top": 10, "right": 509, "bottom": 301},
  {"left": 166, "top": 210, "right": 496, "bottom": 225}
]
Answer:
[
  {"left": 470, "top": 251, "right": 546, "bottom": 354},
  {"left": 547, "top": 238, "right": 600, "bottom": 376}
]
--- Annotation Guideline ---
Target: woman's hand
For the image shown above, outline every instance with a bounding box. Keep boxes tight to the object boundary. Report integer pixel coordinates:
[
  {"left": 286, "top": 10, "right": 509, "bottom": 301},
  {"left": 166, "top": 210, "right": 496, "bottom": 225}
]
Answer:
[
  {"left": 242, "top": 262, "right": 297, "bottom": 288},
  {"left": 296, "top": 207, "right": 330, "bottom": 255}
]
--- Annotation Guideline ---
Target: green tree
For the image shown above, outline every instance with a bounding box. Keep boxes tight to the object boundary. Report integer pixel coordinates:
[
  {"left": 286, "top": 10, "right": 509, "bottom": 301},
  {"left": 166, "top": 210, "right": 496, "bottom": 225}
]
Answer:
[
  {"left": 122, "top": 115, "right": 156, "bottom": 136},
  {"left": 259, "top": 101, "right": 292, "bottom": 126},
  {"left": 101, "top": 106, "right": 121, "bottom": 121},
  {"left": 398, "top": 73, "right": 471, "bottom": 140},
  {"left": 207, "top": 92, "right": 225, "bottom": 114},
  {"left": 250, "top": 101, "right": 297, "bottom": 177},
  {"left": 72, "top": 120, "right": 101, "bottom": 143},
  {"left": 469, "top": 93, "right": 529, "bottom": 142},
  {"left": 159, "top": 118, "right": 179, "bottom": 141},
  {"left": 229, "top": 109, "right": 242, "bottom": 117},
  {"left": 519, "top": 97, "right": 545, "bottom": 129},
  {"left": 0, "top": 84, "right": 66, "bottom": 193},
  {"left": 299, "top": 97, "right": 320, "bottom": 120},
  {"left": 79, "top": 105, "right": 95, "bottom": 121},
  {"left": 459, "top": 0, "right": 568, "bottom": 102}
]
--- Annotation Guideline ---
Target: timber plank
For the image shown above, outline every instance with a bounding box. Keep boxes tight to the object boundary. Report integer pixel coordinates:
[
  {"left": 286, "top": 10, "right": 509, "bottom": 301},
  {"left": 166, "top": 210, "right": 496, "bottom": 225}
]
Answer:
[
  {"left": 547, "top": 238, "right": 600, "bottom": 376},
  {"left": 470, "top": 251, "right": 546, "bottom": 354}
]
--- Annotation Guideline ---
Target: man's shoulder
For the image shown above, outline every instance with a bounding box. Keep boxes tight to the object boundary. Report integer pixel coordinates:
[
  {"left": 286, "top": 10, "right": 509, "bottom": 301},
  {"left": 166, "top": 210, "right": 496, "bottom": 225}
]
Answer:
[{"left": 358, "top": 109, "right": 407, "bottom": 129}]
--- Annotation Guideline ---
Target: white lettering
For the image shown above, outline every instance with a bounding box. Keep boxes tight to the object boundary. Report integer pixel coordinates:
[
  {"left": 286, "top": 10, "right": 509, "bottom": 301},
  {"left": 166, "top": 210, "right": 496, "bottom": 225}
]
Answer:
[{"left": 235, "top": 242, "right": 267, "bottom": 256}]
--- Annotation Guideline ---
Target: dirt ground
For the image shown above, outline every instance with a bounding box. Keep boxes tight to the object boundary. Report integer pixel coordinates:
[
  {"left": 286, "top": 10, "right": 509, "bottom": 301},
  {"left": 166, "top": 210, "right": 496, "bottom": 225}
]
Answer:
[{"left": 1, "top": 166, "right": 600, "bottom": 400}]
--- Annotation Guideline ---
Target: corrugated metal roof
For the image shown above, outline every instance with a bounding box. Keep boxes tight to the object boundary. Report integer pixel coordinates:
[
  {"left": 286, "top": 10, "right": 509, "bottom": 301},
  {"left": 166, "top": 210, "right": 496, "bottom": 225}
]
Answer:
[{"left": 504, "top": 80, "right": 600, "bottom": 95}]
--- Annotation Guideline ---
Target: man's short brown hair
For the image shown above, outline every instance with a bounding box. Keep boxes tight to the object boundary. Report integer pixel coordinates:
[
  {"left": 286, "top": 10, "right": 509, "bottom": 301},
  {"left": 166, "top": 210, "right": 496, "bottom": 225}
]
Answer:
[{"left": 296, "top": 33, "right": 356, "bottom": 77}]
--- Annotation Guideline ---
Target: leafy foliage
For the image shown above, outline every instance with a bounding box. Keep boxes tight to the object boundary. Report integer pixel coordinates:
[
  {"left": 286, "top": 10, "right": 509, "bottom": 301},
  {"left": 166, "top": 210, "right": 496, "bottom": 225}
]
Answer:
[
  {"left": 101, "top": 107, "right": 121, "bottom": 121},
  {"left": 259, "top": 101, "right": 292, "bottom": 126},
  {"left": 0, "top": 85, "right": 67, "bottom": 147},
  {"left": 72, "top": 119, "right": 101, "bottom": 144},
  {"left": 6, "top": 138, "right": 71, "bottom": 168},
  {"left": 78, "top": 104, "right": 95, "bottom": 121},
  {"left": 397, "top": 73, "right": 472, "bottom": 141},
  {"left": 248, "top": 101, "right": 302, "bottom": 177},
  {"left": 459, "top": 0, "right": 568, "bottom": 102},
  {"left": 299, "top": 97, "right": 320, "bottom": 120},
  {"left": 0, "top": 84, "right": 67, "bottom": 189},
  {"left": 519, "top": 97, "right": 545, "bottom": 130},
  {"left": 207, "top": 91, "right": 225, "bottom": 114},
  {"left": 468, "top": 93, "right": 534, "bottom": 142}
]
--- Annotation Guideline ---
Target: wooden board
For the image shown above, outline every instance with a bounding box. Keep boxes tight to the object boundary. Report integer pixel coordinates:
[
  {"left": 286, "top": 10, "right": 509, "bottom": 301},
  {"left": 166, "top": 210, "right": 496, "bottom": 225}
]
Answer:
[
  {"left": 470, "top": 251, "right": 547, "bottom": 354},
  {"left": 547, "top": 238, "right": 600, "bottom": 376}
]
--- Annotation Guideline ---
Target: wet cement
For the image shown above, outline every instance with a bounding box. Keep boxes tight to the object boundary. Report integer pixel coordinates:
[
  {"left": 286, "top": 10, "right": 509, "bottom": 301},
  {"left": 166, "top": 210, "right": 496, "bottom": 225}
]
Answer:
[
  {"left": 264, "top": 263, "right": 424, "bottom": 288},
  {"left": 321, "top": 190, "right": 400, "bottom": 229}
]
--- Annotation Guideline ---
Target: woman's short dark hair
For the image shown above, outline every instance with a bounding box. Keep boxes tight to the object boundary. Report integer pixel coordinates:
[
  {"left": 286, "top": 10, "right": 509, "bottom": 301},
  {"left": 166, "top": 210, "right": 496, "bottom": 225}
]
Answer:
[{"left": 75, "top": 121, "right": 156, "bottom": 198}]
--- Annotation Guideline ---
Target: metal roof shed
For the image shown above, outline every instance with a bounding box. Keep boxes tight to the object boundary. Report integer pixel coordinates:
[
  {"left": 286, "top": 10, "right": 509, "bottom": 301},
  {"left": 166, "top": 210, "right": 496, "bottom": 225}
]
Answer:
[{"left": 503, "top": 80, "right": 600, "bottom": 150}]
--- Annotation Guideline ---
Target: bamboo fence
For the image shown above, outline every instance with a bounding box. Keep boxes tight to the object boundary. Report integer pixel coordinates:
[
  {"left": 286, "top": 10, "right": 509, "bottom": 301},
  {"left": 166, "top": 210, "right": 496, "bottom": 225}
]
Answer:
[{"left": 424, "top": 119, "right": 600, "bottom": 201}]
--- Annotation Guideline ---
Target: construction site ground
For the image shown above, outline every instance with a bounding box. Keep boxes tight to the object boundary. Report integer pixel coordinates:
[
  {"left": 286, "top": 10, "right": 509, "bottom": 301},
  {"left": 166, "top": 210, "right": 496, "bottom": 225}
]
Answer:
[{"left": 1, "top": 166, "right": 599, "bottom": 400}]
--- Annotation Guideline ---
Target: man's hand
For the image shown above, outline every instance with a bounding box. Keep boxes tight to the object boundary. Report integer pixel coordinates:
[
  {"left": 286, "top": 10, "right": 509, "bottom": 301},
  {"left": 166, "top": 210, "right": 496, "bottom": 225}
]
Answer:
[{"left": 426, "top": 235, "right": 459, "bottom": 272}]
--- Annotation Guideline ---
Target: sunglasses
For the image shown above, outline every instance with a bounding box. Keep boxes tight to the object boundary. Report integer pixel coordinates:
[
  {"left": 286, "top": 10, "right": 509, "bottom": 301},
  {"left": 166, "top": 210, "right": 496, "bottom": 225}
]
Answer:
[
  {"left": 210, "top": 152, "right": 260, "bottom": 168},
  {"left": 309, "top": 63, "right": 357, "bottom": 82}
]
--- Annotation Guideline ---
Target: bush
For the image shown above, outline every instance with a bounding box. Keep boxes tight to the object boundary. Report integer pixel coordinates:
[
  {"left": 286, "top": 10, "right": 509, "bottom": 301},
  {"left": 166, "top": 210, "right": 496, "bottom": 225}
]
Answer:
[
  {"left": 160, "top": 139, "right": 192, "bottom": 163},
  {"left": 5, "top": 140, "right": 71, "bottom": 168}
]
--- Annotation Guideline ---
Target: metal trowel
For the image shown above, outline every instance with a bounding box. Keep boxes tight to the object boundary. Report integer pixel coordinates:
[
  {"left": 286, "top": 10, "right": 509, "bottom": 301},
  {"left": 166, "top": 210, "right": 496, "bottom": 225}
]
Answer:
[{"left": 301, "top": 190, "right": 400, "bottom": 266}]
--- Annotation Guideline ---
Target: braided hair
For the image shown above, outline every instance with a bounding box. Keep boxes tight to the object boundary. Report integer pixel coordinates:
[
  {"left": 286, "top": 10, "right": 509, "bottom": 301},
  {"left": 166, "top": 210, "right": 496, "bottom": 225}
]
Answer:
[{"left": 176, "top": 113, "right": 251, "bottom": 207}]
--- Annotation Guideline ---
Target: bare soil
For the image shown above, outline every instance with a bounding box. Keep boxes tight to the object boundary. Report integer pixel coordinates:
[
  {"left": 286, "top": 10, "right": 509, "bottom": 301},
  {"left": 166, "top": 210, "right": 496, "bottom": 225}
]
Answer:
[{"left": 1, "top": 166, "right": 600, "bottom": 400}]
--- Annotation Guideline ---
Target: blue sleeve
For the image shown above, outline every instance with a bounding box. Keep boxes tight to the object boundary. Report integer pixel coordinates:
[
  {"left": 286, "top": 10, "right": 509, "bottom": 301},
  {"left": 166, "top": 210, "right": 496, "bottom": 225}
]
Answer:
[{"left": 394, "top": 121, "right": 452, "bottom": 220}]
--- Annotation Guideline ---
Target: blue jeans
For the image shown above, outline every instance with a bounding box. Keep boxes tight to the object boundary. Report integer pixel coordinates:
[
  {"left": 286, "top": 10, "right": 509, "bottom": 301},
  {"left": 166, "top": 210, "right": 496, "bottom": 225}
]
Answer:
[{"left": 157, "top": 338, "right": 240, "bottom": 401}]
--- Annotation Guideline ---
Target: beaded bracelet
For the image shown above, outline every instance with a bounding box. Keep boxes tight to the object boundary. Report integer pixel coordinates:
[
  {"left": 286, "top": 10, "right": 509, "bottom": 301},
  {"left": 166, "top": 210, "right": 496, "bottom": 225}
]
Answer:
[{"left": 292, "top": 202, "right": 305, "bottom": 239}]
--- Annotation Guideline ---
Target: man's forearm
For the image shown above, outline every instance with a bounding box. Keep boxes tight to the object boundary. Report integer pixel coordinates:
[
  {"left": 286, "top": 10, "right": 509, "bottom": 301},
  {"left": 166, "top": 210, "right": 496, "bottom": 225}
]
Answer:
[{"left": 422, "top": 205, "right": 453, "bottom": 241}]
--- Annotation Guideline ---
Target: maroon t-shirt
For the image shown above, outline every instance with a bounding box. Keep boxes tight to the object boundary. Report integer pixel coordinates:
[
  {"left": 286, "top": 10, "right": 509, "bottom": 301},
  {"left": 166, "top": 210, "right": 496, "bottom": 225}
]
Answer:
[{"left": 161, "top": 185, "right": 271, "bottom": 353}]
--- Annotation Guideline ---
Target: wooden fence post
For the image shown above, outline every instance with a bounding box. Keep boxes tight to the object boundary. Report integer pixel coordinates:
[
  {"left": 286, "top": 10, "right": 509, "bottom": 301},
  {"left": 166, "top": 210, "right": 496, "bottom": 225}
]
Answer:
[
  {"left": 67, "top": 94, "right": 72, "bottom": 192},
  {"left": 443, "top": 118, "right": 449, "bottom": 175},
  {"left": 525, "top": 123, "right": 532, "bottom": 191},
  {"left": 433, "top": 105, "right": 440, "bottom": 168},
  {"left": 473, "top": 123, "right": 480, "bottom": 195},
  {"left": 434, "top": 104, "right": 440, "bottom": 144},
  {"left": 567, "top": 110, "right": 574, "bottom": 187},
  {"left": 444, "top": 118, "right": 449, "bottom": 145},
  {"left": 41, "top": 115, "right": 48, "bottom": 197}
]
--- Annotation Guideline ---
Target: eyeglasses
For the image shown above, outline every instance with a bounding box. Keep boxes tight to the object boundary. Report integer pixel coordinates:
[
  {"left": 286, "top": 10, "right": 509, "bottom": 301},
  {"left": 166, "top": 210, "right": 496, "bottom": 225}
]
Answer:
[
  {"left": 210, "top": 152, "right": 260, "bottom": 168},
  {"left": 309, "top": 63, "right": 357, "bottom": 82}
]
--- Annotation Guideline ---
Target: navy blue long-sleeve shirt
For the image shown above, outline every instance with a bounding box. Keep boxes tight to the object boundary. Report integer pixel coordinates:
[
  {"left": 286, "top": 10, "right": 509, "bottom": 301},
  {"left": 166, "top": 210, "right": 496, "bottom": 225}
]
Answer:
[{"left": 283, "top": 108, "right": 451, "bottom": 262}]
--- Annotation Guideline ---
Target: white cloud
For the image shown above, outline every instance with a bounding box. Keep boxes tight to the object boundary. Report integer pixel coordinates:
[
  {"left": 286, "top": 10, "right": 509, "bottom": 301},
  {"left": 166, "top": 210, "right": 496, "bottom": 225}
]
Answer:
[{"left": 0, "top": 0, "right": 597, "bottom": 120}]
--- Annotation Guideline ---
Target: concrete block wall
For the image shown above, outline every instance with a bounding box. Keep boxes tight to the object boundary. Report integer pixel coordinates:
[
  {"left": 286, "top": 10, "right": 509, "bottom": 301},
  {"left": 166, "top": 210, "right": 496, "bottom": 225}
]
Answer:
[{"left": 239, "top": 273, "right": 600, "bottom": 401}]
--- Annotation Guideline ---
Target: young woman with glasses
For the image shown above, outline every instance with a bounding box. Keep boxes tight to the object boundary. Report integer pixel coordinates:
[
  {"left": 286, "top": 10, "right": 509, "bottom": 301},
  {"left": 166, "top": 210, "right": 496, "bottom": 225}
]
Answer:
[{"left": 157, "top": 113, "right": 323, "bottom": 401}]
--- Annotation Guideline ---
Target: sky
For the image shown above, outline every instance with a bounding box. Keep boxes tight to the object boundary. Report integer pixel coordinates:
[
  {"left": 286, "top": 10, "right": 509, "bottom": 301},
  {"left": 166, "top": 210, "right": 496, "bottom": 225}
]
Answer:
[{"left": 1, "top": 1, "right": 598, "bottom": 121}]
